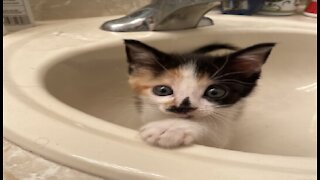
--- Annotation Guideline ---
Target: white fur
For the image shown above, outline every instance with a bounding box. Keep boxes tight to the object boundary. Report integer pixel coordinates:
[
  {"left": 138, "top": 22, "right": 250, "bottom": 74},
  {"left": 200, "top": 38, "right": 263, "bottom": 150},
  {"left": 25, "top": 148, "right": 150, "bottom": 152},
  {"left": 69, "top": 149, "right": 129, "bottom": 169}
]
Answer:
[
  {"left": 174, "top": 64, "right": 200, "bottom": 105},
  {"left": 138, "top": 63, "right": 245, "bottom": 148},
  {"left": 140, "top": 101, "right": 244, "bottom": 148}
]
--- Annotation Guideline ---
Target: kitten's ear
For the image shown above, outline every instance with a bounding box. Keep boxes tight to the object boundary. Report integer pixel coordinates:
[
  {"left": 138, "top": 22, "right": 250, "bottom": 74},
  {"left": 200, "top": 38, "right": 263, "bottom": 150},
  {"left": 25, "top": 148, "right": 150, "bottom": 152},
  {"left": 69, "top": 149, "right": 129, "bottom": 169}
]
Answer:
[
  {"left": 228, "top": 43, "right": 276, "bottom": 75},
  {"left": 124, "top": 39, "right": 164, "bottom": 67}
]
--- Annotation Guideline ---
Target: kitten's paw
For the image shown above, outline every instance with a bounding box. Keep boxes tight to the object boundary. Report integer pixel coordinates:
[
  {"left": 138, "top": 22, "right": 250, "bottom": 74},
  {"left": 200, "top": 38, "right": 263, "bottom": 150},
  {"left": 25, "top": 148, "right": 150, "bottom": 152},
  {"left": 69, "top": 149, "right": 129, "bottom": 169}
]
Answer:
[{"left": 140, "top": 121, "right": 196, "bottom": 148}]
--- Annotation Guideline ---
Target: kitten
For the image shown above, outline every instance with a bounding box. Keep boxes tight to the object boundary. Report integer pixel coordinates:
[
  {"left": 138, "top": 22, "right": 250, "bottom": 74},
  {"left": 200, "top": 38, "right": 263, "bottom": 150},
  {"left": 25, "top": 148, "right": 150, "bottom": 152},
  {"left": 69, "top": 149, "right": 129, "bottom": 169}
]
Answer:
[{"left": 124, "top": 39, "right": 275, "bottom": 148}]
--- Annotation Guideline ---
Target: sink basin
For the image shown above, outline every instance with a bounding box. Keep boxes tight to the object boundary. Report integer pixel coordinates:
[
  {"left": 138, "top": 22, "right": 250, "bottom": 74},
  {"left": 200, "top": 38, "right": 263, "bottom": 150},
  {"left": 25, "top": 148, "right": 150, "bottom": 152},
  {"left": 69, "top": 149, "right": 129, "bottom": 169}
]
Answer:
[{"left": 4, "top": 14, "right": 317, "bottom": 179}]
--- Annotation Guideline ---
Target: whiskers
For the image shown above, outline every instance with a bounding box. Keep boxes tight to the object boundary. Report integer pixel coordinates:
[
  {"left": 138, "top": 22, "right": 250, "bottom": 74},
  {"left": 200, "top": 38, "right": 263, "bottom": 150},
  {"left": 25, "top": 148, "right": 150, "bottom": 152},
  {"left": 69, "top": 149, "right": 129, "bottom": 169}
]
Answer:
[
  {"left": 153, "top": 57, "right": 170, "bottom": 73},
  {"left": 133, "top": 103, "right": 158, "bottom": 110},
  {"left": 215, "top": 79, "right": 256, "bottom": 87},
  {"left": 208, "top": 113, "right": 228, "bottom": 121},
  {"left": 99, "top": 96, "right": 160, "bottom": 112},
  {"left": 207, "top": 56, "right": 255, "bottom": 87},
  {"left": 213, "top": 70, "right": 251, "bottom": 80},
  {"left": 197, "top": 104, "right": 233, "bottom": 109},
  {"left": 210, "top": 55, "right": 230, "bottom": 79},
  {"left": 197, "top": 108, "right": 240, "bottom": 115},
  {"left": 196, "top": 104, "right": 241, "bottom": 121}
]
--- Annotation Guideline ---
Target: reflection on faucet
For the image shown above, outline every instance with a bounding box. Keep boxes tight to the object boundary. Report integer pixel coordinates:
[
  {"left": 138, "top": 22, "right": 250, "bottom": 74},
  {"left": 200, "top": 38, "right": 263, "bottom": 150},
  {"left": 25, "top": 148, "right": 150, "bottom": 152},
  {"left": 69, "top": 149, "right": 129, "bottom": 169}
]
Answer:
[{"left": 100, "top": 0, "right": 222, "bottom": 32}]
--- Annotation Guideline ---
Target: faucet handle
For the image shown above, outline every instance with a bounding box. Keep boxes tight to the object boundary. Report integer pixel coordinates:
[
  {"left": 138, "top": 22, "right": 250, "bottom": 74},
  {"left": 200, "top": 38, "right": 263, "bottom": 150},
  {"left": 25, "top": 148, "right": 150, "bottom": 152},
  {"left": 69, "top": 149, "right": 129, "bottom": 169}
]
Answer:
[
  {"left": 101, "top": 6, "right": 154, "bottom": 32},
  {"left": 101, "top": 0, "right": 221, "bottom": 32},
  {"left": 154, "top": 1, "right": 220, "bottom": 31}
]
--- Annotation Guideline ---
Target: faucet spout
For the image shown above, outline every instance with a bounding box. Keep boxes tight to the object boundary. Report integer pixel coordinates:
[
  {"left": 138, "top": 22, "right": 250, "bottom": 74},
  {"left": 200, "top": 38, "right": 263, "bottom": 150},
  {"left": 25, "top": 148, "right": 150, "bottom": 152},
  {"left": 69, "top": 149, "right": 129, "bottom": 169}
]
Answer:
[{"left": 100, "top": 0, "right": 221, "bottom": 32}]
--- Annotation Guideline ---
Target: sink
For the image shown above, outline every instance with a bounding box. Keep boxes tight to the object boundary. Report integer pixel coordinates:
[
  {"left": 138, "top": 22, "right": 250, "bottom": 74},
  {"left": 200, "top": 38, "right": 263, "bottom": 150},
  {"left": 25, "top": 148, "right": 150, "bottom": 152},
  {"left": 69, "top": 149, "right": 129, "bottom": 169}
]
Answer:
[{"left": 4, "top": 14, "right": 317, "bottom": 179}]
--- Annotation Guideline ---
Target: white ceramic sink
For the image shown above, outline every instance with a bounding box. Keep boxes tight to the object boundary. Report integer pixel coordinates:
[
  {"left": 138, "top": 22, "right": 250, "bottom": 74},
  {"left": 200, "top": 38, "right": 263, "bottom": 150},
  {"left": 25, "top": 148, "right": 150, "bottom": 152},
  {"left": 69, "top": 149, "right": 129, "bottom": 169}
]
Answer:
[{"left": 4, "top": 14, "right": 317, "bottom": 180}]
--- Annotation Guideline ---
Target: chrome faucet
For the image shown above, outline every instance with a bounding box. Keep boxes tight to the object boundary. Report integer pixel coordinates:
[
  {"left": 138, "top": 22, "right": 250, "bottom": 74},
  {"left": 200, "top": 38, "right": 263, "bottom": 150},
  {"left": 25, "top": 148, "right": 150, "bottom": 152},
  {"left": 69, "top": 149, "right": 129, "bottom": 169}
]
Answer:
[{"left": 100, "top": 0, "right": 223, "bottom": 32}]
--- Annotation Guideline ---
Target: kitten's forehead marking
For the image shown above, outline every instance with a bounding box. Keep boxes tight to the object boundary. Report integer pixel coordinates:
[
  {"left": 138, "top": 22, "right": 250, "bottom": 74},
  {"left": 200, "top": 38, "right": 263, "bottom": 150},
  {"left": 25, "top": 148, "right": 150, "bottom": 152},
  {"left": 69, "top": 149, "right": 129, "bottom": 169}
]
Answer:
[
  {"left": 180, "top": 63, "right": 195, "bottom": 79},
  {"left": 175, "top": 63, "right": 199, "bottom": 104}
]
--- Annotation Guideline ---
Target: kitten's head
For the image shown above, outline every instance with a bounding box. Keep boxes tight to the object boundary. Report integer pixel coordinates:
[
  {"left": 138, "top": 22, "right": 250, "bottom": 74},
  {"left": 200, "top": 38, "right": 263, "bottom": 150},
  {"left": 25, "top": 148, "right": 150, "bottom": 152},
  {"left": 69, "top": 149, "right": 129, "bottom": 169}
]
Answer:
[{"left": 124, "top": 39, "right": 275, "bottom": 118}]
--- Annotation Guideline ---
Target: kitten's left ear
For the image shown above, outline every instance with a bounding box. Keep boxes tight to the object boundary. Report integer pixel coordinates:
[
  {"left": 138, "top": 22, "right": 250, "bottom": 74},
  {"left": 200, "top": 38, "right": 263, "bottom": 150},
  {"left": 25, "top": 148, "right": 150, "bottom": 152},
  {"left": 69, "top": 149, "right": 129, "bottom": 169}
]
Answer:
[
  {"left": 229, "top": 43, "right": 276, "bottom": 74},
  {"left": 124, "top": 39, "right": 167, "bottom": 74},
  {"left": 124, "top": 39, "right": 164, "bottom": 66}
]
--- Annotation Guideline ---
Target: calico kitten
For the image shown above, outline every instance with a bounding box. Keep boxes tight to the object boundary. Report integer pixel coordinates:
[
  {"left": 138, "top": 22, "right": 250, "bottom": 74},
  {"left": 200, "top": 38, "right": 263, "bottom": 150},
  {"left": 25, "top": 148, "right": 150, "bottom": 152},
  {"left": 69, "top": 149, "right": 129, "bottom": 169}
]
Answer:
[{"left": 124, "top": 39, "right": 275, "bottom": 148}]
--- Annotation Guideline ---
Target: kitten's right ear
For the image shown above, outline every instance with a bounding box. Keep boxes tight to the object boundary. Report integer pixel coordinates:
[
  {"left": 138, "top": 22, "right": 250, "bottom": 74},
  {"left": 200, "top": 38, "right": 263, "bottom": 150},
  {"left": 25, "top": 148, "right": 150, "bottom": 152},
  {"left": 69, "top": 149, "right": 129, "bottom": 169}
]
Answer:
[
  {"left": 227, "top": 43, "right": 276, "bottom": 76},
  {"left": 124, "top": 39, "right": 164, "bottom": 67}
]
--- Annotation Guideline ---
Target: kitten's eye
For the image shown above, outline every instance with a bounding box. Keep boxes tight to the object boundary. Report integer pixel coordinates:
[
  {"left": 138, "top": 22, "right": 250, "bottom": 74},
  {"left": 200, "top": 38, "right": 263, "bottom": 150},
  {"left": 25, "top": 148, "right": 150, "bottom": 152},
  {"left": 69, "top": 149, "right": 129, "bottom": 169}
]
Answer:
[
  {"left": 204, "top": 85, "right": 227, "bottom": 100},
  {"left": 152, "top": 85, "right": 173, "bottom": 96}
]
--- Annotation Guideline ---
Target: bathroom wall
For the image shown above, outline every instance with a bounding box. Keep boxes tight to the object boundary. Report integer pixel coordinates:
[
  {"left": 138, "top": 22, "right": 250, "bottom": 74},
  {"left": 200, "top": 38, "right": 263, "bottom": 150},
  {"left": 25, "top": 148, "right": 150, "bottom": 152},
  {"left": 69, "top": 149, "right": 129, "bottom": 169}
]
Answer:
[
  {"left": 28, "top": 0, "right": 309, "bottom": 21},
  {"left": 29, "top": 0, "right": 150, "bottom": 20}
]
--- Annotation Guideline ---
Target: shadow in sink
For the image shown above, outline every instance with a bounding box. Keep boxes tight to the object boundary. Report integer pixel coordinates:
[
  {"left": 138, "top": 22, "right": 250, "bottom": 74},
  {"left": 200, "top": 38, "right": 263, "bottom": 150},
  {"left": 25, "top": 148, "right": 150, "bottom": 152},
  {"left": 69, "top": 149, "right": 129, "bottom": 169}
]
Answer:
[
  {"left": 44, "top": 31, "right": 316, "bottom": 157},
  {"left": 44, "top": 45, "right": 142, "bottom": 129}
]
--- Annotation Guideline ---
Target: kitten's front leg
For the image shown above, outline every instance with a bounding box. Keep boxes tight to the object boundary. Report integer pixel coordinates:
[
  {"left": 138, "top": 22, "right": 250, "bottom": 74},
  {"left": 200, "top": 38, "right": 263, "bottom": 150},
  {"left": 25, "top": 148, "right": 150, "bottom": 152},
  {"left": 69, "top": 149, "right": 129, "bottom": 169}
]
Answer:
[{"left": 139, "top": 119, "right": 206, "bottom": 148}]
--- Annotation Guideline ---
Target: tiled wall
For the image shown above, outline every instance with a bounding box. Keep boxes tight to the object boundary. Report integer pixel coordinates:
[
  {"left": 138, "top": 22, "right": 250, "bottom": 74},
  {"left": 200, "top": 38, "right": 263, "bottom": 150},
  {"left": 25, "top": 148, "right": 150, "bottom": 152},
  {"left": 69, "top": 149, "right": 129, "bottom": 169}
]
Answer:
[{"left": 29, "top": 0, "right": 150, "bottom": 20}]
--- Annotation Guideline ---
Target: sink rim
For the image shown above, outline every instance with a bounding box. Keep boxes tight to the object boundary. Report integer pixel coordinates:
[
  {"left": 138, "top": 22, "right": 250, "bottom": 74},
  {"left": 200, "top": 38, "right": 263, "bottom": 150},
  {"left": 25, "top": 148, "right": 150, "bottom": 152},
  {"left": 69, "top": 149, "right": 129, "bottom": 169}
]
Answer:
[{"left": 3, "top": 15, "right": 317, "bottom": 179}]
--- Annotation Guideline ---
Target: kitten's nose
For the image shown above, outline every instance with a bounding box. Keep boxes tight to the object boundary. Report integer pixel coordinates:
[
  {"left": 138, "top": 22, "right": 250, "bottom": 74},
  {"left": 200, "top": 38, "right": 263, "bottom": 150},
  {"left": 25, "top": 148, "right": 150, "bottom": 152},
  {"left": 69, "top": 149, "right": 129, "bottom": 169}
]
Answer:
[
  {"left": 167, "top": 97, "right": 197, "bottom": 114},
  {"left": 179, "top": 97, "right": 191, "bottom": 108}
]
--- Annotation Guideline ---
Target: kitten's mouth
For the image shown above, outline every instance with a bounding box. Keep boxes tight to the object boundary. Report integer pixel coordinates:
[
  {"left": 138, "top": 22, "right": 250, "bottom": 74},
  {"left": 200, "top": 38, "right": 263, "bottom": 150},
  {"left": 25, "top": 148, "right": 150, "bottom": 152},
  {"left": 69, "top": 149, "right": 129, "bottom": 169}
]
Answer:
[
  {"left": 172, "top": 113, "right": 194, "bottom": 119},
  {"left": 165, "top": 107, "right": 196, "bottom": 119},
  {"left": 183, "top": 115, "right": 193, "bottom": 119},
  {"left": 166, "top": 107, "right": 197, "bottom": 114}
]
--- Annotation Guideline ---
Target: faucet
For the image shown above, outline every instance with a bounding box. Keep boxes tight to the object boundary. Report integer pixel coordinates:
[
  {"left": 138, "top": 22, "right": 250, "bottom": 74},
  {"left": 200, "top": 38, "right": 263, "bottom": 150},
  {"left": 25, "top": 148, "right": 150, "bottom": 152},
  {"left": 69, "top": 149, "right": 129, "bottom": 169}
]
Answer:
[{"left": 100, "top": 0, "right": 224, "bottom": 32}]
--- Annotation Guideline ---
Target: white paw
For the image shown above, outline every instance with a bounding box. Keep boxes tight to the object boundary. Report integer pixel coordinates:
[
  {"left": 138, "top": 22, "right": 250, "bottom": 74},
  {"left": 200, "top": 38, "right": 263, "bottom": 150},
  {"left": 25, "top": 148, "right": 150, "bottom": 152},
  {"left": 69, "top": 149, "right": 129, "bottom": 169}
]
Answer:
[{"left": 139, "top": 121, "right": 196, "bottom": 148}]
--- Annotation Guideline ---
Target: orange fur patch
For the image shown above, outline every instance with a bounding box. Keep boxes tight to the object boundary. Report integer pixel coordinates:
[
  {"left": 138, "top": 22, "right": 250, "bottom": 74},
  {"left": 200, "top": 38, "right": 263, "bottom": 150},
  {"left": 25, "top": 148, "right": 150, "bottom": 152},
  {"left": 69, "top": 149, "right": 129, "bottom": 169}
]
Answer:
[
  {"left": 129, "top": 69, "right": 182, "bottom": 95},
  {"left": 164, "top": 99, "right": 176, "bottom": 107}
]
